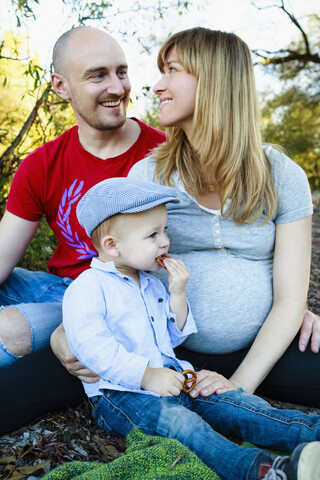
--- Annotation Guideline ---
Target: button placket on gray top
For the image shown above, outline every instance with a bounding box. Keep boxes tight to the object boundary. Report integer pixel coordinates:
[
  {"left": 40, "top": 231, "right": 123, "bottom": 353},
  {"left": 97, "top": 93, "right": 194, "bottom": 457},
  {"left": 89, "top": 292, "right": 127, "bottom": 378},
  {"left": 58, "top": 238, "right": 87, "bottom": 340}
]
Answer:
[{"left": 211, "top": 215, "right": 226, "bottom": 254}]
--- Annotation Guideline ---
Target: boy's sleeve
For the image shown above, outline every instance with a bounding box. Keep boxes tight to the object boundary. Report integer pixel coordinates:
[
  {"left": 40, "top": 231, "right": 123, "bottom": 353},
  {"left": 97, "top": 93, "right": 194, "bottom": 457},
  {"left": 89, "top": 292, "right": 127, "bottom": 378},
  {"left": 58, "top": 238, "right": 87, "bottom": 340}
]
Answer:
[
  {"left": 165, "top": 298, "right": 198, "bottom": 348},
  {"left": 62, "top": 277, "right": 149, "bottom": 390}
]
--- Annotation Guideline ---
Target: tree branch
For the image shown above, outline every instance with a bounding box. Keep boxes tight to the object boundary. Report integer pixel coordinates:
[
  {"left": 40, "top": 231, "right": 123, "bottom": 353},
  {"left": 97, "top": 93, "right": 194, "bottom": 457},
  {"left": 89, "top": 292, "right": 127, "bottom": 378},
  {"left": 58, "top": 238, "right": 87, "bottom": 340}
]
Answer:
[
  {"left": 0, "top": 83, "right": 52, "bottom": 166},
  {"left": 251, "top": 0, "right": 319, "bottom": 68},
  {"left": 253, "top": 50, "right": 320, "bottom": 66},
  {"left": 278, "top": 0, "right": 311, "bottom": 55}
]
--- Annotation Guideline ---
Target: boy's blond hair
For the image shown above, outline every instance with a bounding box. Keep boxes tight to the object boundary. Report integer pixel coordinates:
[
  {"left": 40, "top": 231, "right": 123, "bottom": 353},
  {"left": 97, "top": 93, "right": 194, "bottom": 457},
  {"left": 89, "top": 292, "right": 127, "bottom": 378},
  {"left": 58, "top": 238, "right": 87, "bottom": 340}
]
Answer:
[{"left": 91, "top": 215, "right": 123, "bottom": 253}]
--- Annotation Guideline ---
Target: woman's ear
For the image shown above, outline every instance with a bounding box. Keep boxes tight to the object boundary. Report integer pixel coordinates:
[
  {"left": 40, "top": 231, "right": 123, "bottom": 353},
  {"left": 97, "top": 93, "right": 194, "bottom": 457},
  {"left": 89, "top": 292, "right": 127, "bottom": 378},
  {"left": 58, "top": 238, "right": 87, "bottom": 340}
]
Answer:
[{"left": 101, "top": 235, "right": 120, "bottom": 257}]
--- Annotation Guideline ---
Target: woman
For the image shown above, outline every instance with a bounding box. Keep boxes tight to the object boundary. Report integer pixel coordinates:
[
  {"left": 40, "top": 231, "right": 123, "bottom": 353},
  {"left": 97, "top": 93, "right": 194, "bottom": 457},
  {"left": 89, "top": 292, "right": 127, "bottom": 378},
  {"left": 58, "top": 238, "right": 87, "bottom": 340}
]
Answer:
[{"left": 129, "top": 27, "right": 319, "bottom": 406}]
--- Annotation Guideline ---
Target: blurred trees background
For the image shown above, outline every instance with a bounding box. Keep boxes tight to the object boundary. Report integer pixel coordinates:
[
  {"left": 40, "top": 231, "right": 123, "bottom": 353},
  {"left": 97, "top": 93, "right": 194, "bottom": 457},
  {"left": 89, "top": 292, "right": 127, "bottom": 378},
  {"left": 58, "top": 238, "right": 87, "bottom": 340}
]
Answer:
[{"left": 0, "top": 0, "right": 319, "bottom": 270}]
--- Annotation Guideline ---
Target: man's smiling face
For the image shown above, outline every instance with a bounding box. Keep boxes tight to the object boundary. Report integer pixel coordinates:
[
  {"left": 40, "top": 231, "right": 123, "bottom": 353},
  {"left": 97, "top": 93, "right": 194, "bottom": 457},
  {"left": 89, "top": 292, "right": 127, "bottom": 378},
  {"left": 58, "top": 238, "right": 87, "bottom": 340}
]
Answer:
[{"left": 62, "top": 28, "right": 131, "bottom": 132}]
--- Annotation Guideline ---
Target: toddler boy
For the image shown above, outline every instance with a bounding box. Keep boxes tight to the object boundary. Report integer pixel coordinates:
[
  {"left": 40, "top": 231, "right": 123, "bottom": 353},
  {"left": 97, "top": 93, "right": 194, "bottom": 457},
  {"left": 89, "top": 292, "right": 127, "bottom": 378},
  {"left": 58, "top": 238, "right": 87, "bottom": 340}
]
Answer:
[{"left": 63, "top": 178, "right": 320, "bottom": 480}]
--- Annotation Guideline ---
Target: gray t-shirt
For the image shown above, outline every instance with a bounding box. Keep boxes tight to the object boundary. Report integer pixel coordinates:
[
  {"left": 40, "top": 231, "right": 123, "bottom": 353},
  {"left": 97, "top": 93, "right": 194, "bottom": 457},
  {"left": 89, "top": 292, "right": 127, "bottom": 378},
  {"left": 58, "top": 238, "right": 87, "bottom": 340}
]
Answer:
[{"left": 128, "top": 146, "right": 313, "bottom": 354}]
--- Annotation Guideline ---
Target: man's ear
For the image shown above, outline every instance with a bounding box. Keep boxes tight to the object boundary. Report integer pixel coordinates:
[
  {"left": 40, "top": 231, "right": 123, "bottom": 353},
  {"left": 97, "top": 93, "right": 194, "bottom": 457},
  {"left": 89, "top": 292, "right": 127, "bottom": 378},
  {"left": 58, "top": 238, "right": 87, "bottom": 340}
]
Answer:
[
  {"left": 101, "top": 235, "right": 120, "bottom": 257},
  {"left": 51, "top": 72, "right": 71, "bottom": 101}
]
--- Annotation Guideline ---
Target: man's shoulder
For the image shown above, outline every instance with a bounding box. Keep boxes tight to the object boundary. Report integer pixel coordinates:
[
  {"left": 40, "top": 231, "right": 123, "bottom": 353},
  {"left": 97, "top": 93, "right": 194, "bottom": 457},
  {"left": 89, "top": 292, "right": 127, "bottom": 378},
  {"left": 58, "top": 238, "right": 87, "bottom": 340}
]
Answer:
[
  {"left": 131, "top": 118, "right": 165, "bottom": 141},
  {"left": 27, "top": 126, "right": 78, "bottom": 160}
]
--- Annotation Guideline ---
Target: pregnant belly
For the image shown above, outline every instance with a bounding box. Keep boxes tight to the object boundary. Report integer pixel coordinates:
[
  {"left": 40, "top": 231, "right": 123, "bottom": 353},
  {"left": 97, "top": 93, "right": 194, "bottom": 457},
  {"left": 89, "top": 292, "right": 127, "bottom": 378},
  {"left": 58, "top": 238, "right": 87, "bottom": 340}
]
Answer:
[{"left": 158, "top": 251, "right": 273, "bottom": 354}]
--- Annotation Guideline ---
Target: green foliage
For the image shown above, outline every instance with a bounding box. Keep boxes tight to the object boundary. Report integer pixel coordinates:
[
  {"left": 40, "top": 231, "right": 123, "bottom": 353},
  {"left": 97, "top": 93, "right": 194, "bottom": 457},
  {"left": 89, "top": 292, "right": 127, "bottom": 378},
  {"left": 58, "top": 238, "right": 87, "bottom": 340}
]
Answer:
[
  {"left": 140, "top": 89, "right": 163, "bottom": 131},
  {"left": 10, "top": 0, "right": 39, "bottom": 26},
  {"left": 261, "top": 86, "right": 320, "bottom": 190}
]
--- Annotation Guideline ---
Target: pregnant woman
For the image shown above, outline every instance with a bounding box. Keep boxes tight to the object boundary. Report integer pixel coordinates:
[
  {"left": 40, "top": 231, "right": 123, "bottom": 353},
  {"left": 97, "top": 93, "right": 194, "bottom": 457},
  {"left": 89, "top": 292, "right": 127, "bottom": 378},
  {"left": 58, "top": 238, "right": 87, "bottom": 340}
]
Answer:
[{"left": 129, "top": 27, "right": 319, "bottom": 406}]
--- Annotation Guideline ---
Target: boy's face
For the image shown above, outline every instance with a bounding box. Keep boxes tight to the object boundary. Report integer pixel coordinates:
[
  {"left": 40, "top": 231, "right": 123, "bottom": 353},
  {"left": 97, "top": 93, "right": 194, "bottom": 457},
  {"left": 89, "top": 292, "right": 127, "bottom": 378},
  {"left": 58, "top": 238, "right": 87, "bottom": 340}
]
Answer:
[{"left": 116, "top": 205, "right": 170, "bottom": 272}]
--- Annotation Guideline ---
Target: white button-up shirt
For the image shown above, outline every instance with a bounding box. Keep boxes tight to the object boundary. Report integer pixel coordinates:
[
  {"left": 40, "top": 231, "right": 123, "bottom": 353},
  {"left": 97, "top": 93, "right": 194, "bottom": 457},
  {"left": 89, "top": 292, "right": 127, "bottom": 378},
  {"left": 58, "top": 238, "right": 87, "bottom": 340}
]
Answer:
[{"left": 63, "top": 258, "right": 197, "bottom": 397}]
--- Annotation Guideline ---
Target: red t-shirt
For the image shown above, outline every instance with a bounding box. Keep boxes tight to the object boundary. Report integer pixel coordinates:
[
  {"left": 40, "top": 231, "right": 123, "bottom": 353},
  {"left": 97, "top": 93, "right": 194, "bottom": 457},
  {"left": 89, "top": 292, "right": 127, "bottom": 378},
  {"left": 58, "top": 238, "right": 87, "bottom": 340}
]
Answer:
[{"left": 6, "top": 118, "right": 165, "bottom": 280}]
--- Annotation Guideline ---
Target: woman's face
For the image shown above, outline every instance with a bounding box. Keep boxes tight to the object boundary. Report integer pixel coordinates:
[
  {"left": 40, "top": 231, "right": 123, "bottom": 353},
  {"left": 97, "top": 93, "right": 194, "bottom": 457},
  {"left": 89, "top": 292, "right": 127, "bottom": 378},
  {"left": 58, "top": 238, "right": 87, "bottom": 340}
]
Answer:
[{"left": 153, "top": 46, "right": 198, "bottom": 139}]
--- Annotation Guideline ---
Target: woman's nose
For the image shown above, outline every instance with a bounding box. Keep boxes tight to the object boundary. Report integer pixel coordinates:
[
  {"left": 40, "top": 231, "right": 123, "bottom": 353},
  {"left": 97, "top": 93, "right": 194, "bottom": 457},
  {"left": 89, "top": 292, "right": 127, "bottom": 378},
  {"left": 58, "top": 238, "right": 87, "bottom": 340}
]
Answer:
[{"left": 153, "top": 76, "right": 166, "bottom": 94}]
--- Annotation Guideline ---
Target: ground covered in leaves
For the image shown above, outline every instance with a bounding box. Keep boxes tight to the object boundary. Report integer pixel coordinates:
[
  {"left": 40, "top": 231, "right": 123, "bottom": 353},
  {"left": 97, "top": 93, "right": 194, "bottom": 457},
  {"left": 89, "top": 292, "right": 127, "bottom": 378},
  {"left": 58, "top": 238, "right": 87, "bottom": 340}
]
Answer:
[{"left": 1, "top": 209, "right": 320, "bottom": 480}]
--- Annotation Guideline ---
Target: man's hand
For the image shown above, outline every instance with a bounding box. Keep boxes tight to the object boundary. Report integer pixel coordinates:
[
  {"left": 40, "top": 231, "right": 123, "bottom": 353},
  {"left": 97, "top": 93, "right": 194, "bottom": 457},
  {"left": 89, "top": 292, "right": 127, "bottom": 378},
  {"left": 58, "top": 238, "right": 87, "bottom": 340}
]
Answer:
[
  {"left": 299, "top": 309, "right": 320, "bottom": 353},
  {"left": 141, "top": 366, "right": 185, "bottom": 396},
  {"left": 189, "top": 369, "right": 236, "bottom": 398},
  {"left": 50, "top": 324, "right": 100, "bottom": 383}
]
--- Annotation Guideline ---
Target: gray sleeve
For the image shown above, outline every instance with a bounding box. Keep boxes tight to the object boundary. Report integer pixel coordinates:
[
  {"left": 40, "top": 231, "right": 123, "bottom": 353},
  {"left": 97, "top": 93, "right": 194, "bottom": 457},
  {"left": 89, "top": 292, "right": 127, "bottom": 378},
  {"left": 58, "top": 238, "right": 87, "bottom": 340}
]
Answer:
[
  {"left": 266, "top": 146, "right": 313, "bottom": 224},
  {"left": 128, "top": 156, "right": 157, "bottom": 182}
]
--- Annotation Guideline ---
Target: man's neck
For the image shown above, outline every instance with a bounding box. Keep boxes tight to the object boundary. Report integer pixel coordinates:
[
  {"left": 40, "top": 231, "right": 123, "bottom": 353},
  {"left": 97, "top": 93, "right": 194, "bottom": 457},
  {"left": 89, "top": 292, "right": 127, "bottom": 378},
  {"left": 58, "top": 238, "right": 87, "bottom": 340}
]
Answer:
[{"left": 77, "top": 118, "right": 141, "bottom": 160}]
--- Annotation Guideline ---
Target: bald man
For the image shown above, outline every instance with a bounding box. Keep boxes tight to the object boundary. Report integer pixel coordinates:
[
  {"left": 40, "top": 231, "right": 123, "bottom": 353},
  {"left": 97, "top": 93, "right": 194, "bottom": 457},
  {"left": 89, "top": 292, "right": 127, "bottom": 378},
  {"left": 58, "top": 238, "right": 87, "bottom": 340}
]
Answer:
[{"left": 0, "top": 26, "right": 165, "bottom": 434}]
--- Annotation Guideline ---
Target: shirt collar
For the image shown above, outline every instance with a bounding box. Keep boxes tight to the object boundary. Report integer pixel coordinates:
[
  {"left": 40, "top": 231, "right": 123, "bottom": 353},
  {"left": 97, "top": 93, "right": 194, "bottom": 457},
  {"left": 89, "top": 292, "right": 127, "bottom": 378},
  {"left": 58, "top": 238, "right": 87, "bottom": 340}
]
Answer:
[{"left": 90, "top": 257, "right": 153, "bottom": 287}]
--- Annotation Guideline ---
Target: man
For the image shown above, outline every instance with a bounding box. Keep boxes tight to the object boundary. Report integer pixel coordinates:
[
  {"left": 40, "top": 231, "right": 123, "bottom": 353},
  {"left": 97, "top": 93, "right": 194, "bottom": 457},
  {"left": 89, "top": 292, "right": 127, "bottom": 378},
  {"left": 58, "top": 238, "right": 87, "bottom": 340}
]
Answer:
[{"left": 0, "top": 26, "right": 165, "bottom": 434}]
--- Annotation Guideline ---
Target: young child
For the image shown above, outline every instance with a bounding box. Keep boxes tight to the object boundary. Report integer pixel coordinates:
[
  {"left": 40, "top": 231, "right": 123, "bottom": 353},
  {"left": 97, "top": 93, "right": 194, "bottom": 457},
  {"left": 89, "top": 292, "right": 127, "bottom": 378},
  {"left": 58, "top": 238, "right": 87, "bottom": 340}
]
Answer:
[{"left": 63, "top": 178, "right": 320, "bottom": 480}]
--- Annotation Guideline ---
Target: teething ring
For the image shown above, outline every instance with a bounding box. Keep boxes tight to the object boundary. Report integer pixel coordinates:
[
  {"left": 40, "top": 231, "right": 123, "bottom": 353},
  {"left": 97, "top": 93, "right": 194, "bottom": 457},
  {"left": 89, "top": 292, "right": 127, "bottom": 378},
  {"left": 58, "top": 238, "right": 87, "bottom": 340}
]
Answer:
[{"left": 181, "top": 369, "right": 197, "bottom": 393}]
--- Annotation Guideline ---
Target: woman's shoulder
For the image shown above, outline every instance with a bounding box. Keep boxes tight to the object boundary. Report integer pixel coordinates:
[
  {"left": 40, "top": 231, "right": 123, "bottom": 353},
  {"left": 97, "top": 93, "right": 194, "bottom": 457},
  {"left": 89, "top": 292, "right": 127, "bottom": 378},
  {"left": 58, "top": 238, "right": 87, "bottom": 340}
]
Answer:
[
  {"left": 264, "top": 145, "right": 312, "bottom": 221},
  {"left": 128, "top": 155, "right": 157, "bottom": 182},
  {"left": 263, "top": 144, "right": 309, "bottom": 189}
]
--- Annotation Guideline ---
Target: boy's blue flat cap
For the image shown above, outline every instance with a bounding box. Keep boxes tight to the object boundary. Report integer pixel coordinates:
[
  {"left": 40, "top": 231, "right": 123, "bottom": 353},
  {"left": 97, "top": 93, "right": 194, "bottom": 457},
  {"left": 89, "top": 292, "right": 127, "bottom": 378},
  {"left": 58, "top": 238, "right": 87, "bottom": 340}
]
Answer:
[{"left": 77, "top": 177, "right": 179, "bottom": 237}]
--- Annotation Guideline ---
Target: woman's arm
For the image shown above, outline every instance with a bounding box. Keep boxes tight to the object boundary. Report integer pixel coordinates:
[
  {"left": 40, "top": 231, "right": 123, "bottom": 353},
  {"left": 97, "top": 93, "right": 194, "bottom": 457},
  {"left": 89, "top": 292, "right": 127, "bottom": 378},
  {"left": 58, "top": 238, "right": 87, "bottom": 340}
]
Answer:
[{"left": 229, "top": 216, "right": 312, "bottom": 394}]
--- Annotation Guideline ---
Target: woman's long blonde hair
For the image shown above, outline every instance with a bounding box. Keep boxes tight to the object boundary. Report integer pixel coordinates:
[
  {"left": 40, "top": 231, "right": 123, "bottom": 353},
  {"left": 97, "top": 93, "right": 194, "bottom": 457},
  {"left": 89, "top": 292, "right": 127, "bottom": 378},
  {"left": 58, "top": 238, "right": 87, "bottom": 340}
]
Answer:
[{"left": 153, "top": 27, "right": 277, "bottom": 224}]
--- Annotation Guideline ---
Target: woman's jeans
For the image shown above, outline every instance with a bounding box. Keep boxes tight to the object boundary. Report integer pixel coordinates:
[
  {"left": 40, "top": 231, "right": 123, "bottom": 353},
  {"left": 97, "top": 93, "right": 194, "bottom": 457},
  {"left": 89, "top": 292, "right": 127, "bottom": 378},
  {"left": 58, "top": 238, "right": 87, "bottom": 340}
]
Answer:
[
  {"left": 0, "top": 267, "right": 72, "bottom": 366},
  {"left": 91, "top": 388, "right": 320, "bottom": 480}
]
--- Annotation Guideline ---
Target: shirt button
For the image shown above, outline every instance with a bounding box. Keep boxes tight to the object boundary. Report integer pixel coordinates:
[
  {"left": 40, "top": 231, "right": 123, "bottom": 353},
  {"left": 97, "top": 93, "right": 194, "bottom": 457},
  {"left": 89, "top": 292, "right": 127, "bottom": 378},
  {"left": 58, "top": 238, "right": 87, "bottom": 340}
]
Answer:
[
  {"left": 158, "top": 298, "right": 164, "bottom": 302},
  {"left": 169, "top": 317, "right": 175, "bottom": 322},
  {"left": 151, "top": 316, "right": 154, "bottom": 322},
  {"left": 123, "top": 277, "right": 129, "bottom": 281}
]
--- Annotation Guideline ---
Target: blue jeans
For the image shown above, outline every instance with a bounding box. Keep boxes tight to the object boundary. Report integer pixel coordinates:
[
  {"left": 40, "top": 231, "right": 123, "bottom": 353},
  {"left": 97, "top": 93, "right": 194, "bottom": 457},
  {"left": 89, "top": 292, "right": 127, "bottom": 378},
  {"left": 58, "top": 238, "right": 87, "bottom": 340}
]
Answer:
[
  {"left": 0, "top": 267, "right": 72, "bottom": 366},
  {"left": 91, "top": 388, "right": 320, "bottom": 480}
]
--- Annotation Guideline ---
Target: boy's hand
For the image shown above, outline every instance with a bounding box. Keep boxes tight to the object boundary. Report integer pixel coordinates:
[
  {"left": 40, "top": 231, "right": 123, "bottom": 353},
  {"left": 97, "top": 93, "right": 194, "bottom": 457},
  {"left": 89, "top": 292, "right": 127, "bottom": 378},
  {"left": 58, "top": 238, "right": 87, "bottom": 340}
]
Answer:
[
  {"left": 141, "top": 366, "right": 185, "bottom": 397},
  {"left": 164, "top": 257, "right": 189, "bottom": 295},
  {"left": 189, "top": 369, "right": 236, "bottom": 398}
]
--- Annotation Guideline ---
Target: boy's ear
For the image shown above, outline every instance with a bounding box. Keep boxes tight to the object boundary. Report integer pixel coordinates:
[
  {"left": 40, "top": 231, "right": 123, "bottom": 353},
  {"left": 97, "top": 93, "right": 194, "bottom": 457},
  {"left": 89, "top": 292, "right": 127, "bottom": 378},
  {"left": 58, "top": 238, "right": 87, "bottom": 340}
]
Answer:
[
  {"left": 51, "top": 73, "right": 71, "bottom": 101},
  {"left": 101, "top": 235, "right": 120, "bottom": 257}
]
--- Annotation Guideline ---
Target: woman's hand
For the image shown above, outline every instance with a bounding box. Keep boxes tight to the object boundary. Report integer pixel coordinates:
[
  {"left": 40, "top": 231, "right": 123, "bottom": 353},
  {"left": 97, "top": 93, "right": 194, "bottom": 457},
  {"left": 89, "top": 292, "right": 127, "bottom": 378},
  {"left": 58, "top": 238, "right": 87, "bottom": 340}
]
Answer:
[
  {"left": 189, "top": 369, "right": 236, "bottom": 398},
  {"left": 50, "top": 323, "right": 100, "bottom": 383},
  {"left": 299, "top": 309, "right": 320, "bottom": 353}
]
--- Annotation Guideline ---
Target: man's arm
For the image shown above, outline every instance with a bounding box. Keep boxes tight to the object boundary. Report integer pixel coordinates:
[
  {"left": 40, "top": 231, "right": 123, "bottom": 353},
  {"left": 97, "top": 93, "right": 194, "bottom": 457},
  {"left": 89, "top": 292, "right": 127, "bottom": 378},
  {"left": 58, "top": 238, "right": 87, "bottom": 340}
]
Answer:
[
  {"left": 0, "top": 211, "right": 39, "bottom": 283},
  {"left": 50, "top": 323, "right": 100, "bottom": 383}
]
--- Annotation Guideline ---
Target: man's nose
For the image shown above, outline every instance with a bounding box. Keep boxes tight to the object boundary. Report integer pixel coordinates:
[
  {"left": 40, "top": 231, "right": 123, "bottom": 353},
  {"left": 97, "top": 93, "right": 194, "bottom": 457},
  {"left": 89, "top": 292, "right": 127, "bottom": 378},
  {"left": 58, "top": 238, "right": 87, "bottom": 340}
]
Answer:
[{"left": 107, "top": 74, "right": 126, "bottom": 96}]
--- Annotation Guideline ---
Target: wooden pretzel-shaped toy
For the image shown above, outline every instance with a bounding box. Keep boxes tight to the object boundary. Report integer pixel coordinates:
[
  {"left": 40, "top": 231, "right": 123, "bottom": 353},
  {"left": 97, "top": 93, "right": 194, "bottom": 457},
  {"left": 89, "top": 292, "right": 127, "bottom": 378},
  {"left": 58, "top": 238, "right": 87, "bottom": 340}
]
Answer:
[
  {"left": 181, "top": 369, "right": 197, "bottom": 393},
  {"left": 156, "top": 253, "right": 170, "bottom": 269}
]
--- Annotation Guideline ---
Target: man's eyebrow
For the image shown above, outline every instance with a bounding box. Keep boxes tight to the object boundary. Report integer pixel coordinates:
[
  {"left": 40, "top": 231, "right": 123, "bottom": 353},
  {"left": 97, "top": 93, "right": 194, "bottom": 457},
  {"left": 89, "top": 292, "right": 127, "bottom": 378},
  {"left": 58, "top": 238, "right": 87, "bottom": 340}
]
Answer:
[{"left": 83, "top": 64, "right": 128, "bottom": 76}]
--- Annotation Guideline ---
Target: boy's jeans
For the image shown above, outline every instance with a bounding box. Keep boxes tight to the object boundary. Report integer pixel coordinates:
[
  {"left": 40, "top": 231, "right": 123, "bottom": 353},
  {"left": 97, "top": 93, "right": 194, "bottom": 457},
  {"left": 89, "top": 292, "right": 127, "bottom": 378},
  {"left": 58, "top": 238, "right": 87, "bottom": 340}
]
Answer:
[
  {"left": 91, "top": 388, "right": 320, "bottom": 480},
  {"left": 0, "top": 267, "right": 72, "bottom": 366}
]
